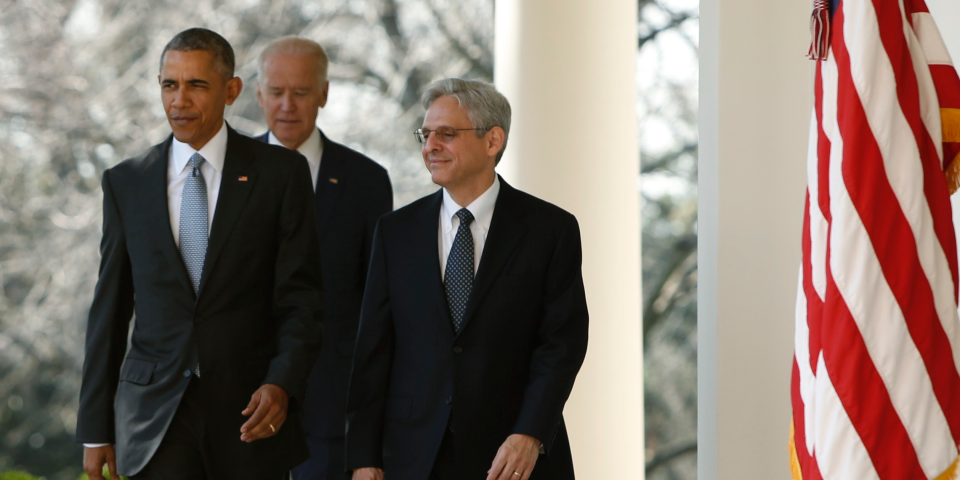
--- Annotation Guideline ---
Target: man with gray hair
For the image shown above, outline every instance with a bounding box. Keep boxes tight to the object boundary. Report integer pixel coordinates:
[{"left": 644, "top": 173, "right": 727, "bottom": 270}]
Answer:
[
  {"left": 254, "top": 36, "right": 393, "bottom": 480},
  {"left": 345, "top": 78, "right": 588, "bottom": 480}
]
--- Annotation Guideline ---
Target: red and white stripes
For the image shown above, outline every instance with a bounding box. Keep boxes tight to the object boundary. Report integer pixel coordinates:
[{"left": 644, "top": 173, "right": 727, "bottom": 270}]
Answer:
[{"left": 791, "top": 1, "right": 960, "bottom": 479}]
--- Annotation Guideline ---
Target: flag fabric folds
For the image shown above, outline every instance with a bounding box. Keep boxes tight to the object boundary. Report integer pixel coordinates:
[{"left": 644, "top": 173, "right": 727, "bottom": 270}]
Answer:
[{"left": 791, "top": 0, "right": 960, "bottom": 479}]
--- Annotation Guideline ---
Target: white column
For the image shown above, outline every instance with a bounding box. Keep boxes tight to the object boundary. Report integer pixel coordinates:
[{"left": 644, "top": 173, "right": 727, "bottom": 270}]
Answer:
[
  {"left": 699, "top": 0, "right": 810, "bottom": 478},
  {"left": 494, "top": 1, "right": 642, "bottom": 478}
]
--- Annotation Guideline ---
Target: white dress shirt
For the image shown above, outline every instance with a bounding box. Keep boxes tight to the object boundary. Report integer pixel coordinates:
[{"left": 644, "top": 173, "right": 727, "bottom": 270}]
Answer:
[
  {"left": 438, "top": 176, "right": 501, "bottom": 281},
  {"left": 84, "top": 123, "right": 228, "bottom": 449},
  {"left": 168, "top": 122, "right": 227, "bottom": 246},
  {"left": 268, "top": 128, "right": 323, "bottom": 191}
]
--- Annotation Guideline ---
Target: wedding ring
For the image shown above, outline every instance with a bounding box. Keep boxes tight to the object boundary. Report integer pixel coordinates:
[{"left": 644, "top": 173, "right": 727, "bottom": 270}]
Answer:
[
  {"left": 269, "top": 424, "right": 276, "bottom": 433},
  {"left": 513, "top": 472, "right": 521, "bottom": 477}
]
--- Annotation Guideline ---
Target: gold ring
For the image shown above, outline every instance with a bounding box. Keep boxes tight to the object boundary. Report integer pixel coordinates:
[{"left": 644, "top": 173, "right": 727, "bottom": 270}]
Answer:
[
  {"left": 269, "top": 424, "right": 276, "bottom": 433},
  {"left": 513, "top": 472, "right": 521, "bottom": 477}
]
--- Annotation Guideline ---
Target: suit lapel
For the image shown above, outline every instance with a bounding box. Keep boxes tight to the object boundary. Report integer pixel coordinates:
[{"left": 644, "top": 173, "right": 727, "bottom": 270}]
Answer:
[
  {"left": 197, "top": 127, "right": 257, "bottom": 296},
  {"left": 314, "top": 131, "right": 347, "bottom": 239},
  {"left": 143, "top": 136, "right": 196, "bottom": 296},
  {"left": 457, "top": 178, "right": 527, "bottom": 337}
]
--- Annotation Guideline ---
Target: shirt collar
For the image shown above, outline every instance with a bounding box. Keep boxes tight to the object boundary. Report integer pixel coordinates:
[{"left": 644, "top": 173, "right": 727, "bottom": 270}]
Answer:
[
  {"left": 441, "top": 175, "right": 501, "bottom": 233},
  {"left": 268, "top": 128, "right": 323, "bottom": 164},
  {"left": 172, "top": 121, "right": 228, "bottom": 174}
]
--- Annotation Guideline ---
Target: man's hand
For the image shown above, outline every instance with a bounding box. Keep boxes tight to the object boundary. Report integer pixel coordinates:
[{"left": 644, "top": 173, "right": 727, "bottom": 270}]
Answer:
[
  {"left": 83, "top": 445, "right": 120, "bottom": 480},
  {"left": 240, "top": 383, "right": 289, "bottom": 442},
  {"left": 352, "top": 467, "right": 384, "bottom": 480},
  {"left": 486, "top": 434, "right": 541, "bottom": 480}
]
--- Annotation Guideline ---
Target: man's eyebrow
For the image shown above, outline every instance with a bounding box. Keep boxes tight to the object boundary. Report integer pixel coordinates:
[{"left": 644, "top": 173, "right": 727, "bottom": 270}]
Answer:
[{"left": 187, "top": 79, "right": 210, "bottom": 86}]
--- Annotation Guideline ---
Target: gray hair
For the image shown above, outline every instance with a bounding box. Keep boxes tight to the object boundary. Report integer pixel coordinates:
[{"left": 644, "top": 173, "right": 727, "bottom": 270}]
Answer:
[
  {"left": 421, "top": 78, "right": 512, "bottom": 164},
  {"left": 160, "top": 28, "right": 235, "bottom": 80},
  {"left": 258, "top": 36, "right": 329, "bottom": 85}
]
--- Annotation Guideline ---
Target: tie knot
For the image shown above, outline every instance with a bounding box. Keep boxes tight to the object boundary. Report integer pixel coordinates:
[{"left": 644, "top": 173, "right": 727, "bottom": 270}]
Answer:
[
  {"left": 456, "top": 208, "right": 474, "bottom": 227},
  {"left": 189, "top": 153, "right": 206, "bottom": 174}
]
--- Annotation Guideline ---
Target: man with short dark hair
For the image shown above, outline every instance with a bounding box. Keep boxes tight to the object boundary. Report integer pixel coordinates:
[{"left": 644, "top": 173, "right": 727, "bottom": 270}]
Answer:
[
  {"left": 76, "top": 28, "right": 323, "bottom": 480},
  {"left": 345, "top": 78, "right": 588, "bottom": 480},
  {"left": 253, "top": 36, "right": 393, "bottom": 480}
]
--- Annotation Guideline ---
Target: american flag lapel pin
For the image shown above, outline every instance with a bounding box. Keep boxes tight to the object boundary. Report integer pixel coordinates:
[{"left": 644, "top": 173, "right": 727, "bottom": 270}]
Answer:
[
  {"left": 329, "top": 178, "right": 339, "bottom": 184},
  {"left": 238, "top": 176, "right": 248, "bottom": 182}
]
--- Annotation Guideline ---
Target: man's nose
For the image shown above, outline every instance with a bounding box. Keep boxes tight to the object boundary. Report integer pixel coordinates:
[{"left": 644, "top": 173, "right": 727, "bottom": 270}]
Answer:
[
  {"left": 171, "top": 86, "right": 189, "bottom": 108},
  {"left": 280, "top": 92, "right": 296, "bottom": 111},
  {"left": 423, "top": 132, "right": 442, "bottom": 153}
]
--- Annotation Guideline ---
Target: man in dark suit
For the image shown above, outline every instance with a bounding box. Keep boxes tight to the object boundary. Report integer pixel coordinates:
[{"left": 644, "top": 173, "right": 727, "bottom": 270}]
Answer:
[
  {"left": 346, "top": 78, "right": 589, "bottom": 480},
  {"left": 253, "top": 36, "right": 393, "bottom": 480},
  {"left": 76, "top": 28, "right": 323, "bottom": 480}
]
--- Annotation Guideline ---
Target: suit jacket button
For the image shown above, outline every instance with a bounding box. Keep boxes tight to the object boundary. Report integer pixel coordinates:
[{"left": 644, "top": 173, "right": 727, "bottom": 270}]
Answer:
[
  {"left": 445, "top": 396, "right": 453, "bottom": 405},
  {"left": 453, "top": 346, "right": 463, "bottom": 354},
  {"left": 183, "top": 369, "right": 192, "bottom": 378}
]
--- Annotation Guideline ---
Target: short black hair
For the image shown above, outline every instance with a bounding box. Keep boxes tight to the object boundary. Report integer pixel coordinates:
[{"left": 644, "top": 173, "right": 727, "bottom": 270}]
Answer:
[{"left": 160, "top": 28, "right": 235, "bottom": 79}]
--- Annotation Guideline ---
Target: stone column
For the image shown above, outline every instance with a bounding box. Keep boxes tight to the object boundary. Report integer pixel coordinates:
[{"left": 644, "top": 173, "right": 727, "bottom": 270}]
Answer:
[
  {"left": 699, "top": 0, "right": 810, "bottom": 478},
  {"left": 494, "top": 1, "right": 643, "bottom": 478}
]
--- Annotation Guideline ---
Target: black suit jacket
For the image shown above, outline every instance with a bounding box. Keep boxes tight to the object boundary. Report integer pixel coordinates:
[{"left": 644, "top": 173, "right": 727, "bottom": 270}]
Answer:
[
  {"left": 255, "top": 129, "right": 393, "bottom": 437},
  {"left": 76, "top": 126, "right": 324, "bottom": 478},
  {"left": 345, "top": 177, "right": 588, "bottom": 480}
]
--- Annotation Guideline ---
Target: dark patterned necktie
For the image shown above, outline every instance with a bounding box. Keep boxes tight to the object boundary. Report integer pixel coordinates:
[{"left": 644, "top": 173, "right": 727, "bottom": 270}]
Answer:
[
  {"left": 445, "top": 208, "right": 475, "bottom": 333},
  {"left": 179, "top": 153, "right": 208, "bottom": 294}
]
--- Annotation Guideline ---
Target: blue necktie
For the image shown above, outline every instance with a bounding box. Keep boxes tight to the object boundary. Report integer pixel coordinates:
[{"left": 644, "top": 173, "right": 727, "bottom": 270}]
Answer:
[
  {"left": 179, "top": 153, "right": 208, "bottom": 294},
  {"left": 445, "top": 208, "right": 475, "bottom": 333}
]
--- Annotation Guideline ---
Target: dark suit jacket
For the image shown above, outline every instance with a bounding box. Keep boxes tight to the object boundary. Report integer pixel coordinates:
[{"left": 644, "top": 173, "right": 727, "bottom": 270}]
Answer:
[
  {"left": 255, "top": 129, "right": 393, "bottom": 438},
  {"left": 76, "top": 126, "right": 324, "bottom": 479},
  {"left": 345, "top": 177, "right": 589, "bottom": 480}
]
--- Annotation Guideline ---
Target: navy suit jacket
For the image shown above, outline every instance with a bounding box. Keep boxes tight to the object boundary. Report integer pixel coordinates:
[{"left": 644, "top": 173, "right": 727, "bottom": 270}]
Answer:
[
  {"left": 345, "top": 177, "right": 588, "bottom": 480},
  {"left": 76, "top": 126, "right": 324, "bottom": 478},
  {"left": 256, "top": 129, "right": 393, "bottom": 438}
]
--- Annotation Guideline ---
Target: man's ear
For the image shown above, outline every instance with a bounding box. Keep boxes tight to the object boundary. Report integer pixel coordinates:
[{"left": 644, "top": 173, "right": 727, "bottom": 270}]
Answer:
[
  {"left": 319, "top": 80, "right": 330, "bottom": 109},
  {"left": 225, "top": 76, "right": 243, "bottom": 106},
  {"left": 486, "top": 126, "right": 505, "bottom": 158}
]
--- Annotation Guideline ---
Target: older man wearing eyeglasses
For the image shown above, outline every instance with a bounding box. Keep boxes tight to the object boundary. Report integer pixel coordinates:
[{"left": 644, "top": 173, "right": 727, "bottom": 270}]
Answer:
[{"left": 344, "top": 78, "right": 589, "bottom": 480}]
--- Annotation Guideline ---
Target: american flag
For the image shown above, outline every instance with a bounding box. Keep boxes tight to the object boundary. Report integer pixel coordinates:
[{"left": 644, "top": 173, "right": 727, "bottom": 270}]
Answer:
[{"left": 791, "top": 0, "right": 960, "bottom": 479}]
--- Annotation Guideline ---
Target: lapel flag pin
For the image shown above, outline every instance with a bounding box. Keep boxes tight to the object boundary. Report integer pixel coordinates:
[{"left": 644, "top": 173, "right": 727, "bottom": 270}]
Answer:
[
  {"left": 329, "top": 178, "right": 339, "bottom": 184},
  {"left": 238, "top": 176, "right": 248, "bottom": 182}
]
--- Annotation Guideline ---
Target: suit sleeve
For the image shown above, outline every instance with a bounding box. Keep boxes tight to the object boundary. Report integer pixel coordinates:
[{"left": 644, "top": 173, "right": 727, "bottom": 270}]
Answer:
[
  {"left": 76, "top": 170, "right": 135, "bottom": 444},
  {"left": 345, "top": 220, "right": 395, "bottom": 471},
  {"left": 511, "top": 215, "right": 589, "bottom": 452},
  {"left": 263, "top": 157, "right": 324, "bottom": 409},
  {"left": 361, "top": 168, "right": 393, "bottom": 280}
]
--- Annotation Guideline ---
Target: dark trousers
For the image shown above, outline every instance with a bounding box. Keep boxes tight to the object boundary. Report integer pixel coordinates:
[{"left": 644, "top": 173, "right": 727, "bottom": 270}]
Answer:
[
  {"left": 429, "top": 427, "right": 457, "bottom": 480},
  {"left": 292, "top": 434, "right": 349, "bottom": 480},
  {"left": 131, "top": 378, "right": 287, "bottom": 480}
]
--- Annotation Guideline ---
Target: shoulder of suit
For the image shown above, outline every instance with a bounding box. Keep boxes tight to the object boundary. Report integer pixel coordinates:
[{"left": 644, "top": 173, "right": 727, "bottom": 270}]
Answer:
[
  {"left": 378, "top": 190, "right": 437, "bottom": 225},
  {"left": 108, "top": 137, "right": 169, "bottom": 178},
  {"left": 325, "top": 137, "right": 389, "bottom": 178},
  {"left": 242, "top": 135, "right": 308, "bottom": 171},
  {"left": 504, "top": 184, "right": 580, "bottom": 227}
]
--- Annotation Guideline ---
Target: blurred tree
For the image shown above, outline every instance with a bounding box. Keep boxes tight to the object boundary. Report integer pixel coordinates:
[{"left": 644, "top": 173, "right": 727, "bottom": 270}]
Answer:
[{"left": 637, "top": 0, "right": 699, "bottom": 479}]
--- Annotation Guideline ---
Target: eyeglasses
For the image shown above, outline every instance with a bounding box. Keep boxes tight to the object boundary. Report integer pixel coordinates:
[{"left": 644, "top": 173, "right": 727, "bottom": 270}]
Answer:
[{"left": 414, "top": 126, "right": 486, "bottom": 143}]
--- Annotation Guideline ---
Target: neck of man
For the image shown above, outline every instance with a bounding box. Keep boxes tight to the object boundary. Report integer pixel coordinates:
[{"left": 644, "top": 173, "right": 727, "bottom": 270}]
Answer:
[
  {"left": 445, "top": 168, "right": 497, "bottom": 208},
  {"left": 277, "top": 130, "right": 312, "bottom": 151}
]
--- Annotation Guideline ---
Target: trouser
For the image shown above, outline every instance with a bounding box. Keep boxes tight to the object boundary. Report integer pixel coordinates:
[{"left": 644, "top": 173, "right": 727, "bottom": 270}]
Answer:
[
  {"left": 429, "top": 424, "right": 457, "bottom": 480},
  {"left": 292, "top": 434, "right": 349, "bottom": 480},
  {"left": 132, "top": 378, "right": 288, "bottom": 480}
]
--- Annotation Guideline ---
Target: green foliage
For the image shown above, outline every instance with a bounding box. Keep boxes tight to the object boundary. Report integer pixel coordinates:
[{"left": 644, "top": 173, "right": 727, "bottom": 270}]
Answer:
[{"left": 0, "top": 471, "right": 43, "bottom": 480}]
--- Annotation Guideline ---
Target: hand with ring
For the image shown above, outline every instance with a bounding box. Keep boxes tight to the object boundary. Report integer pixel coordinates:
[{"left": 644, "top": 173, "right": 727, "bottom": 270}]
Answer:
[
  {"left": 486, "top": 433, "right": 541, "bottom": 480},
  {"left": 240, "top": 383, "right": 289, "bottom": 442}
]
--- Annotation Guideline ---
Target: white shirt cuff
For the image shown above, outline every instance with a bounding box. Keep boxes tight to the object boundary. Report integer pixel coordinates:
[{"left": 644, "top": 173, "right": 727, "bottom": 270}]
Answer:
[{"left": 84, "top": 443, "right": 111, "bottom": 448}]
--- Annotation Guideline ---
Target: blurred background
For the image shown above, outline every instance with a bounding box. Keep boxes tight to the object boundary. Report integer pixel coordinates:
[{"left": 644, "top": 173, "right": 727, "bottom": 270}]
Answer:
[{"left": 0, "top": 0, "right": 698, "bottom": 478}]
